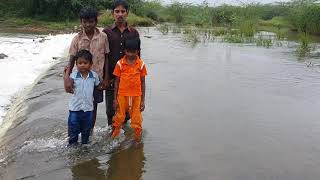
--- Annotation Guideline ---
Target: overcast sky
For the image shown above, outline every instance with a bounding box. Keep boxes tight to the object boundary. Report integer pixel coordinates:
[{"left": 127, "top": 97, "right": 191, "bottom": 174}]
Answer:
[{"left": 161, "top": 0, "right": 290, "bottom": 5}]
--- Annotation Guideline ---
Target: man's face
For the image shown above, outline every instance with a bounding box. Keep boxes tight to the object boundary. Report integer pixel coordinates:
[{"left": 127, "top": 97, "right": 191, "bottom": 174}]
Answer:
[
  {"left": 112, "top": 5, "right": 128, "bottom": 24},
  {"left": 81, "top": 18, "right": 97, "bottom": 33}
]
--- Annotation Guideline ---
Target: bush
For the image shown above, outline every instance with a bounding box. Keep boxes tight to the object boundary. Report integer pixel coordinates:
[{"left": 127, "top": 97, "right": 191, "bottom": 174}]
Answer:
[
  {"left": 127, "top": 13, "right": 153, "bottom": 26},
  {"left": 146, "top": 11, "right": 159, "bottom": 21},
  {"left": 98, "top": 10, "right": 114, "bottom": 27},
  {"left": 288, "top": 1, "right": 320, "bottom": 34},
  {"left": 167, "top": 2, "right": 187, "bottom": 23},
  {"left": 0, "top": 0, "right": 113, "bottom": 20}
]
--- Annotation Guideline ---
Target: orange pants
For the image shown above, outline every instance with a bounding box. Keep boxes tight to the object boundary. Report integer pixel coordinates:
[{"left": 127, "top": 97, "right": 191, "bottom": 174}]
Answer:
[{"left": 112, "top": 96, "right": 142, "bottom": 139}]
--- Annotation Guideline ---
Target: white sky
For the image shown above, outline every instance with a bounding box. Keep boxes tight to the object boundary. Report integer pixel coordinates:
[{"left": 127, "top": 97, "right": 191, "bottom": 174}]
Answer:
[{"left": 161, "top": 0, "right": 290, "bottom": 5}]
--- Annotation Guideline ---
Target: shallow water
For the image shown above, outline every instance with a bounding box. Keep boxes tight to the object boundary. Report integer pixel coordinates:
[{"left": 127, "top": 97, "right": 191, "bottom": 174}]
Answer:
[{"left": 1, "top": 27, "right": 320, "bottom": 180}]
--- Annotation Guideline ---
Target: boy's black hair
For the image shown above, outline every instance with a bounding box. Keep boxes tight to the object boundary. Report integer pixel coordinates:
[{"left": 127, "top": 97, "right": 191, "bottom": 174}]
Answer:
[
  {"left": 79, "top": 6, "right": 98, "bottom": 21},
  {"left": 111, "top": 0, "right": 129, "bottom": 11},
  {"left": 124, "top": 37, "right": 141, "bottom": 51},
  {"left": 75, "top": 49, "right": 93, "bottom": 64}
]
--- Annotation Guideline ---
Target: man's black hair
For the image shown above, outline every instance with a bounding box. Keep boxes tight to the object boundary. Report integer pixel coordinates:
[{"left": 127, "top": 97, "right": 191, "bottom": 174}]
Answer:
[
  {"left": 79, "top": 6, "right": 98, "bottom": 21},
  {"left": 124, "top": 37, "right": 141, "bottom": 51},
  {"left": 111, "top": 0, "right": 129, "bottom": 11},
  {"left": 75, "top": 49, "right": 93, "bottom": 63}
]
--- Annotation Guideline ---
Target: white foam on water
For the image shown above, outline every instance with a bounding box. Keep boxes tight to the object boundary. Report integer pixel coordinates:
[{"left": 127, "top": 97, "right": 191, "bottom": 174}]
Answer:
[
  {"left": 109, "top": 133, "right": 126, "bottom": 150},
  {"left": 0, "top": 33, "right": 75, "bottom": 125},
  {"left": 0, "top": 151, "right": 6, "bottom": 163},
  {"left": 19, "top": 137, "right": 67, "bottom": 153},
  {"left": 94, "top": 126, "right": 113, "bottom": 134}
]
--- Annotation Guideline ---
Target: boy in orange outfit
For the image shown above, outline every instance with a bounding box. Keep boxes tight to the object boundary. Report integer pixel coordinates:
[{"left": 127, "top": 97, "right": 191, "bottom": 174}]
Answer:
[{"left": 111, "top": 37, "right": 147, "bottom": 141}]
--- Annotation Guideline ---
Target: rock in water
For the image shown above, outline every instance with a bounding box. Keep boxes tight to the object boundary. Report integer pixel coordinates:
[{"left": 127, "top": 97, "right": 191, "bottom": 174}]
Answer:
[{"left": 0, "top": 53, "right": 8, "bottom": 59}]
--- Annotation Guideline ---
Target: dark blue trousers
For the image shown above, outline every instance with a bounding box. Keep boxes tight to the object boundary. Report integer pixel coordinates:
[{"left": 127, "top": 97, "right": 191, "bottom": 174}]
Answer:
[{"left": 68, "top": 110, "right": 93, "bottom": 144}]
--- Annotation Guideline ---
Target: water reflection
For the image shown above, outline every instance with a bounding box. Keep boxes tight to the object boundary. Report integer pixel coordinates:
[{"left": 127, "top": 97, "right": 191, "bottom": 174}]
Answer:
[
  {"left": 106, "top": 143, "right": 145, "bottom": 180},
  {"left": 71, "top": 158, "right": 106, "bottom": 180},
  {"left": 71, "top": 142, "right": 146, "bottom": 180}
]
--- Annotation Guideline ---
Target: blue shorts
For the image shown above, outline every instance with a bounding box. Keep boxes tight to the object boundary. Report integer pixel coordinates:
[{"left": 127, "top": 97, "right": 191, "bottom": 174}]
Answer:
[{"left": 68, "top": 110, "right": 93, "bottom": 144}]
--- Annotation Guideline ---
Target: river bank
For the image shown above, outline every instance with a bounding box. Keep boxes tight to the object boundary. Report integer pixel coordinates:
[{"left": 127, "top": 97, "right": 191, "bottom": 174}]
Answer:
[
  {"left": 0, "top": 11, "right": 154, "bottom": 35},
  {"left": 0, "top": 18, "right": 78, "bottom": 34}
]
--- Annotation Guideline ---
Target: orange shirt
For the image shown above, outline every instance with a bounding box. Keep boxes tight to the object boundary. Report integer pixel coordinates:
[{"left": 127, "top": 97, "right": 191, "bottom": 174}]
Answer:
[{"left": 113, "top": 56, "right": 147, "bottom": 96}]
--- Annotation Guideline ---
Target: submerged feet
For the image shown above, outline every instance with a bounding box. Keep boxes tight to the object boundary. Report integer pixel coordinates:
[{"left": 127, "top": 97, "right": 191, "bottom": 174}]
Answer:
[
  {"left": 111, "top": 127, "right": 121, "bottom": 138},
  {"left": 111, "top": 126, "right": 142, "bottom": 143}
]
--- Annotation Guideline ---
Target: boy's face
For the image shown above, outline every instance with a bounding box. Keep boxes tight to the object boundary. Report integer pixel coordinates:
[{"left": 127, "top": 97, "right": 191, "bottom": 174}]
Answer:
[
  {"left": 112, "top": 5, "right": 128, "bottom": 24},
  {"left": 76, "top": 57, "right": 92, "bottom": 73},
  {"left": 81, "top": 18, "right": 97, "bottom": 33},
  {"left": 125, "top": 49, "right": 138, "bottom": 61}
]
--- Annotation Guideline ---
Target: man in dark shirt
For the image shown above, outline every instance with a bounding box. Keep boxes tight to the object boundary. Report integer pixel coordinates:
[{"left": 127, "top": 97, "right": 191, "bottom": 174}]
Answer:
[{"left": 103, "top": 0, "right": 140, "bottom": 126}]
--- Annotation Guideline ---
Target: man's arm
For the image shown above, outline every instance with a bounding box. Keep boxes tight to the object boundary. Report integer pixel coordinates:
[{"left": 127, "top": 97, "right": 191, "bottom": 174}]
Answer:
[
  {"left": 135, "top": 29, "right": 141, "bottom": 58},
  {"left": 100, "top": 31, "right": 111, "bottom": 90},
  {"left": 113, "top": 77, "right": 120, "bottom": 110},
  {"left": 140, "top": 77, "right": 145, "bottom": 111},
  {"left": 64, "top": 55, "right": 76, "bottom": 76},
  {"left": 100, "top": 54, "right": 109, "bottom": 90},
  {"left": 63, "top": 55, "right": 76, "bottom": 93}
]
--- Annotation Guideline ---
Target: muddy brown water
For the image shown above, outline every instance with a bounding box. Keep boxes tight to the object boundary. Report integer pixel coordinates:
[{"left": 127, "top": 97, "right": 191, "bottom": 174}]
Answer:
[{"left": 1, "top": 27, "right": 320, "bottom": 180}]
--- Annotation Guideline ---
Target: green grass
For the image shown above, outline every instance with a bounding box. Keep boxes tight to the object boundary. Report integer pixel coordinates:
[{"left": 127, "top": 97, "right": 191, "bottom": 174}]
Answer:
[
  {"left": 98, "top": 10, "right": 114, "bottom": 27},
  {"left": 258, "top": 16, "right": 291, "bottom": 29},
  {"left": 182, "top": 27, "right": 200, "bottom": 43},
  {"left": 239, "top": 20, "right": 256, "bottom": 37},
  {"left": 256, "top": 37, "right": 273, "bottom": 47},
  {"left": 2, "top": 18, "right": 41, "bottom": 27},
  {"left": 296, "top": 33, "right": 312, "bottom": 58},
  {"left": 45, "top": 21, "right": 78, "bottom": 31},
  {"left": 0, "top": 17, "right": 78, "bottom": 33},
  {"left": 257, "top": 16, "right": 292, "bottom": 40},
  {"left": 223, "top": 34, "right": 245, "bottom": 43},
  {"left": 157, "top": 23, "right": 169, "bottom": 34},
  {"left": 0, "top": 10, "right": 153, "bottom": 34},
  {"left": 128, "top": 13, "right": 154, "bottom": 26}
]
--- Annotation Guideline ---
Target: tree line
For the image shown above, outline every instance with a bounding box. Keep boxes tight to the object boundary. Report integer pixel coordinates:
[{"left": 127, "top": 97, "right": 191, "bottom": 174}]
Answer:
[{"left": 1, "top": 0, "right": 319, "bottom": 34}]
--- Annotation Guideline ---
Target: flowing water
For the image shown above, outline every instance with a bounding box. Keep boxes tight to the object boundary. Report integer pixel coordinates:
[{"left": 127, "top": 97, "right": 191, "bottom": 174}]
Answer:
[
  {"left": 0, "top": 33, "right": 74, "bottom": 125},
  {"left": 0, "top": 27, "right": 320, "bottom": 180}
]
